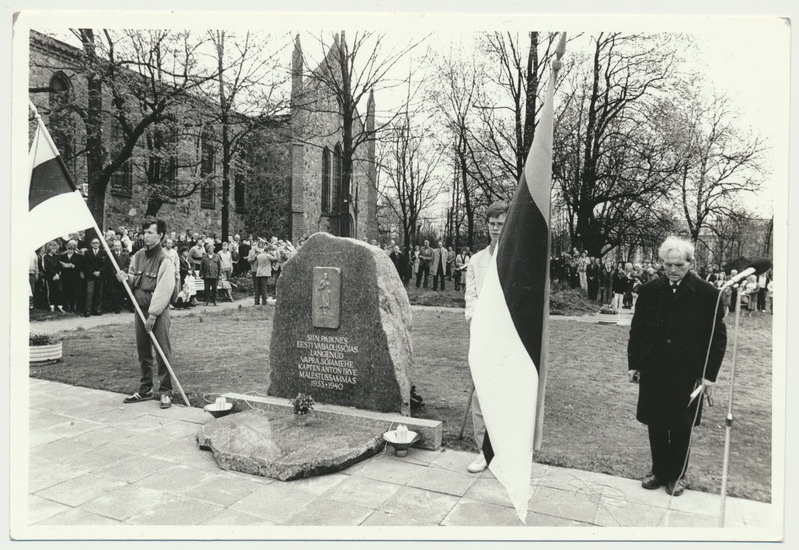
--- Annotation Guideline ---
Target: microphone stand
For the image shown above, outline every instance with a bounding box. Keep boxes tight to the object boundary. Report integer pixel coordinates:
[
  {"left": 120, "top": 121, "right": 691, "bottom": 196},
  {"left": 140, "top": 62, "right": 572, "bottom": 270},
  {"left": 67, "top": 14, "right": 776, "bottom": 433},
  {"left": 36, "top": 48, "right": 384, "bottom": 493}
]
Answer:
[{"left": 718, "top": 285, "right": 743, "bottom": 526}]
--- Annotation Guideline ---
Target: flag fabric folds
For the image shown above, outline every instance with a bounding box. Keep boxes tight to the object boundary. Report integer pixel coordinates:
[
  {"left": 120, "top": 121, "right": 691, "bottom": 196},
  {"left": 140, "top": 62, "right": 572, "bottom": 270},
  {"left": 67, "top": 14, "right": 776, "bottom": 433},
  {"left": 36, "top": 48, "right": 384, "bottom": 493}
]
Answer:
[
  {"left": 467, "top": 51, "right": 558, "bottom": 523},
  {"left": 29, "top": 119, "right": 96, "bottom": 250}
]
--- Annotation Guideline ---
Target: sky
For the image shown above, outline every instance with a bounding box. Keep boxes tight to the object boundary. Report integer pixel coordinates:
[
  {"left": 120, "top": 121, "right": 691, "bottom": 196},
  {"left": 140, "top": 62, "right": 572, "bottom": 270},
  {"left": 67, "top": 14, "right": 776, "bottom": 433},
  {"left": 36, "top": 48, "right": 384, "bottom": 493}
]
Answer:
[{"left": 32, "top": 16, "right": 789, "bottom": 226}]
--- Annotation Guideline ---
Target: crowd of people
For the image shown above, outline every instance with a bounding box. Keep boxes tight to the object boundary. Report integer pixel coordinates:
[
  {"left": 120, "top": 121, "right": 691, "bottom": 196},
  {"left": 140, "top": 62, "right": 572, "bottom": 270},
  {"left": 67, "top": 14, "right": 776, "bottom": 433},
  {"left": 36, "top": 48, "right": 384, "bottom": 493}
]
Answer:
[
  {"left": 373, "top": 239, "right": 472, "bottom": 292},
  {"left": 29, "top": 227, "right": 300, "bottom": 314},
  {"left": 551, "top": 249, "right": 774, "bottom": 315}
]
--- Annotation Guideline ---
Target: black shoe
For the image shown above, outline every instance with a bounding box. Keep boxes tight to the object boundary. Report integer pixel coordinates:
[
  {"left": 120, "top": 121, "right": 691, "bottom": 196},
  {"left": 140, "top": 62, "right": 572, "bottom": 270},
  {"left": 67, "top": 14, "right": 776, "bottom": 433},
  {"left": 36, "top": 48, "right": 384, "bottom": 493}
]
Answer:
[
  {"left": 83, "top": 312, "right": 91, "bottom": 317},
  {"left": 123, "top": 391, "right": 154, "bottom": 404},
  {"left": 666, "top": 478, "right": 686, "bottom": 496},
  {"left": 641, "top": 474, "right": 664, "bottom": 490}
]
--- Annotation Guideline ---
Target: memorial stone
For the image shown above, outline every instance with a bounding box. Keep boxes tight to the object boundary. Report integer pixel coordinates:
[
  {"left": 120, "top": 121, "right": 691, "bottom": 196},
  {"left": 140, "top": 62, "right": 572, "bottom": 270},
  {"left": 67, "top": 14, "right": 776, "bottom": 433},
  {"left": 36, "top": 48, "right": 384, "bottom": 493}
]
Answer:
[{"left": 269, "top": 232, "right": 413, "bottom": 414}]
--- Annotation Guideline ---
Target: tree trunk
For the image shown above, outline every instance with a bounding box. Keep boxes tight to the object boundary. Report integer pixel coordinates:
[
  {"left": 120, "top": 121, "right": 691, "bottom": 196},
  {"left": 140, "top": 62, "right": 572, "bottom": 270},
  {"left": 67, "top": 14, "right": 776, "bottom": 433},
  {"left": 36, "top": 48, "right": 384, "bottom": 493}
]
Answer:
[
  {"left": 81, "top": 29, "right": 105, "bottom": 237},
  {"left": 145, "top": 197, "right": 164, "bottom": 217}
]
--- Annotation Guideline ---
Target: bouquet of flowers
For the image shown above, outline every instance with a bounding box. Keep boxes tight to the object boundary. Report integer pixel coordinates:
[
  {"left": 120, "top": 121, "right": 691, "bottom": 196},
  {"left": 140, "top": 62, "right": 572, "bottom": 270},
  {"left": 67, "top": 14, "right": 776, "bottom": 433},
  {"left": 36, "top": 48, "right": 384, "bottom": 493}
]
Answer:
[{"left": 289, "top": 393, "right": 315, "bottom": 415}]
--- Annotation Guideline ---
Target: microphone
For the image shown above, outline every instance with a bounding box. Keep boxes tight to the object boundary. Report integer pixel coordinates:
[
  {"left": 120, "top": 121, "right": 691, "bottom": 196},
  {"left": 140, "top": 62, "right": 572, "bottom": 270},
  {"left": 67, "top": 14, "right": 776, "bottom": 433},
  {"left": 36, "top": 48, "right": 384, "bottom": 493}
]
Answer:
[{"left": 720, "top": 259, "right": 772, "bottom": 288}]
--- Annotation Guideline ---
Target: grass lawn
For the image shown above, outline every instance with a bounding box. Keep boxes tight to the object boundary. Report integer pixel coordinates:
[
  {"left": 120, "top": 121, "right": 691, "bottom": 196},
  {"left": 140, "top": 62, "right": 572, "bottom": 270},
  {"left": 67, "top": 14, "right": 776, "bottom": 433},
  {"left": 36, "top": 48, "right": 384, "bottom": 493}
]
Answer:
[{"left": 30, "top": 303, "right": 773, "bottom": 502}]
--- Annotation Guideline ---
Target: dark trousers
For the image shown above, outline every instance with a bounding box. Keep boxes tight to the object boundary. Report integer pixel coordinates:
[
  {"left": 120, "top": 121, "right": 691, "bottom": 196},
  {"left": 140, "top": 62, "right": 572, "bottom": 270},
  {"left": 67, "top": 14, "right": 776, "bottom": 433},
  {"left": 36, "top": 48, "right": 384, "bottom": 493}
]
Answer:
[
  {"left": 600, "top": 285, "right": 613, "bottom": 305},
  {"left": 61, "top": 273, "right": 82, "bottom": 311},
  {"left": 255, "top": 276, "right": 269, "bottom": 305},
  {"left": 84, "top": 279, "right": 104, "bottom": 314},
  {"left": 648, "top": 425, "right": 691, "bottom": 482},
  {"left": 757, "top": 288, "right": 767, "bottom": 311},
  {"left": 203, "top": 278, "right": 218, "bottom": 304},
  {"left": 44, "top": 277, "right": 62, "bottom": 308},
  {"left": 415, "top": 263, "right": 430, "bottom": 288},
  {"left": 135, "top": 308, "right": 172, "bottom": 395},
  {"left": 433, "top": 265, "right": 446, "bottom": 290},
  {"left": 453, "top": 270, "right": 462, "bottom": 290}
]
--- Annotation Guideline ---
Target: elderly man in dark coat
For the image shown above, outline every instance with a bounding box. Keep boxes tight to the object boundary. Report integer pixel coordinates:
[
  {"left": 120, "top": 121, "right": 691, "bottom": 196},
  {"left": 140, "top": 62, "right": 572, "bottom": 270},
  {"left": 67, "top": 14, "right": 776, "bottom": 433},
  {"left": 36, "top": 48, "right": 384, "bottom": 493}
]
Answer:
[{"left": 628, "top": 236, "right": 727, "bottom": 497}]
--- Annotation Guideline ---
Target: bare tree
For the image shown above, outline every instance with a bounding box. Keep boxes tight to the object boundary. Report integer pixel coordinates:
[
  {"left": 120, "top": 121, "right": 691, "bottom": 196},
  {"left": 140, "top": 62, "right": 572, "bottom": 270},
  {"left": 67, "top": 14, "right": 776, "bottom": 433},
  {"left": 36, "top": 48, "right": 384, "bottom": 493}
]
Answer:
[
  {"left": 431, "top": 42, "right": 489, "bottom": 249},
  {"left": 666, "top": 90, "right": 765, "bottom": 244},
  {"left": 64, "top": 29, "right": 220, "bottom": 227},
  {"left": 297, "top": 31, "right": 425, "bottom": 237},
  {"left": 377, "top": 109, "right": 445, "bottom": 250},
  {"left": 474, "top": 31, "right": 562, "bottom": 185},
  {"left": 187, "top": 30, "right": 291, "bottom": 240},
  {"left": 552, "top": 32, "right": 685, "bottom": 257}
]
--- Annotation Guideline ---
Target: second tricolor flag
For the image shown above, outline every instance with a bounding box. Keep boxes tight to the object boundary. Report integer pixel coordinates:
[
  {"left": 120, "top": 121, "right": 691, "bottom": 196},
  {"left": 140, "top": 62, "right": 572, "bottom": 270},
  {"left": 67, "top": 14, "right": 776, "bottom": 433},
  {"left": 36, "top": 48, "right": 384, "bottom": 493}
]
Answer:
[{"left": 468, "top": 33, "right": 565, "bottom": 523}]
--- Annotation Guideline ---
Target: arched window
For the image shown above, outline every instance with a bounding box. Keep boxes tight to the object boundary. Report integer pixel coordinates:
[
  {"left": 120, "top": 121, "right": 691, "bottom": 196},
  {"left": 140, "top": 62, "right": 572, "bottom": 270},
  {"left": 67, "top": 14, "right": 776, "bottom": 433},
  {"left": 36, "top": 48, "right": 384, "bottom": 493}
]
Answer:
[
  {"left": 48, "top": 72, "right": 71, "bottom": 109},
  {"left": 321, "top": 147, "right": 331, "bottom": 214},
  {"left": 332, "top": 143, "right": 342, "bottom": 214}
]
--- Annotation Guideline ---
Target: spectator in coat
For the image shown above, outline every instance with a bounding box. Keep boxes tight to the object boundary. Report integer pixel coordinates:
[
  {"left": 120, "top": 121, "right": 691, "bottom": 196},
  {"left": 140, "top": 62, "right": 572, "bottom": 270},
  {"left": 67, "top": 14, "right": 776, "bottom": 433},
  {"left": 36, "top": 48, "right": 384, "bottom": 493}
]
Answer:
[
  {"left": 219, "top": 241, "right": 234, "bottom": 281},
  {"left": 612, "top": 262, "right": 627, "bottom": 310},
  {"left": 431, "top": 240, "right": 448, "bottom": 291},
  {"left": 446, "top": 246, "right": 456, "bottom": 280},
  {"left": 105, "top": 239, "right": 131, "bottom": 313},
  {"left": 454, "top": 248, "right": 469, "bottom": 291},
  {"left": 82, "top": 237, "right": 106, "bottom": 317},
  {"left": 29, "top": 250, "right": 39, "bottom": 309},
  {"left": 41, "top": 240, "right": 65, "bottom": 313},
  {"left": 416, "top": 240, "right": 433, "bottom": 289},
  {"left": 189, "top": 240, "right": 205, "bottom": 272},
  {"left": 628, "top": 236, "right": 726, "bottom": 496},
  {"left": 254, "top": 245, "right": 277, "bottom": 306},
  {"left": 599, "top": 260, "right": 614, "bottom": 305},
  {"left": 59, "top": 239, "right": 83, "bottom": 312},
  {"left": 586, "top": 256, "right": 601, "bottom": 301},
  {"left": 199, "top": 243, "right": 222, "bottom": 306}
]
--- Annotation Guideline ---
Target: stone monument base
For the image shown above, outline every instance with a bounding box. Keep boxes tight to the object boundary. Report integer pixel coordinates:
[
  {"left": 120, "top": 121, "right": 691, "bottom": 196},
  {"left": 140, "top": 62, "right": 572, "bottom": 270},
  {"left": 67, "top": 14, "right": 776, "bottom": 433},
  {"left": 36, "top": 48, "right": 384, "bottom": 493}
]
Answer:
[
  {"left": 197, "top": 410, "right": 385, "bottom": 481},
  {"left": 196, "top": 393, "right": 443, "bottom": 481}
]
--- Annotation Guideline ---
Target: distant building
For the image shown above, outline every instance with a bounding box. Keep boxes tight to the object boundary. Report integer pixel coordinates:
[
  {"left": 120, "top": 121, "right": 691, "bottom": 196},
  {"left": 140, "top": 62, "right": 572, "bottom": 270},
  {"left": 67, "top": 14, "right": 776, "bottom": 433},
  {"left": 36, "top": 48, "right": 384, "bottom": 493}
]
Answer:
[{"left": 28, "top": 30, "right": 378, "bottom": 242}]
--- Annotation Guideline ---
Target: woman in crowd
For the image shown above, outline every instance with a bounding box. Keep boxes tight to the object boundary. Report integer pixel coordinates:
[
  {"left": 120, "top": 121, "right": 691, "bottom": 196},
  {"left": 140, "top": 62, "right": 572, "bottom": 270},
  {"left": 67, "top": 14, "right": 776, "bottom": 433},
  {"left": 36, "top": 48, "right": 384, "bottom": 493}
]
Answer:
[
  {"left": 715, "top": 271, "right": 731, "bottom": 316},
  {"left": 237, "top": 234, "right": 251, "bottom": 276},
  {"left": 41, "top": 240, "right": 65, "bottom": 313},
  {"left": 254, "top": 244, "right": 277, "bottom": 306},
  {"left": 767, "top": 272, "right": 774, "bottom": 314},
  {"left": 612, "top": 262, "right": 627, "bottom": 311},
  {"left": 586, "top": 256, "right": 600, "bottom": 301},
  {"left": 454, "top": 248, "right": 469, "bottom": 292},
  {"left": 219, "top": 241, "right": 234, "bottom": 281},
  {"left": 412, "top": 245, "right": 421, "bottom": 282},
  {"left": 741, "top": 274, "right": 759, "bottom": 316},
  {"left": 200, "top": 243, "right": 222, "bottom": 306},
  {"left": 59, "top": 239, "right": 82, "bottom": 312}
]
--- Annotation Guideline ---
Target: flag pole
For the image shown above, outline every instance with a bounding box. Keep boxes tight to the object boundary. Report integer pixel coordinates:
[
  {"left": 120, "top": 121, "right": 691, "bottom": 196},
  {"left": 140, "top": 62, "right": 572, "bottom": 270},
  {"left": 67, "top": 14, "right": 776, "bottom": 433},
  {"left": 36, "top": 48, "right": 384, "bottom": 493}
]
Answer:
[
  {"left": 29, "top": 100, "right": 191, "bottom": 407},
  {"left": 534, "top": 33, "right": 566, "bottom": 452}
]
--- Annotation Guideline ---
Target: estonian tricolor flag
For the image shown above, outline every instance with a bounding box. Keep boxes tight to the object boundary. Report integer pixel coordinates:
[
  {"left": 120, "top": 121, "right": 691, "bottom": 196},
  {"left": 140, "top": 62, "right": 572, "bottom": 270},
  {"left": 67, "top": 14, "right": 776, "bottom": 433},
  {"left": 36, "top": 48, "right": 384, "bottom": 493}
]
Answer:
[
  {"left": 28, "top": 118, "right": 96, "bottom": 250},
  {"left": 468, "top": 34, "right": 565, "bottom": 523}
]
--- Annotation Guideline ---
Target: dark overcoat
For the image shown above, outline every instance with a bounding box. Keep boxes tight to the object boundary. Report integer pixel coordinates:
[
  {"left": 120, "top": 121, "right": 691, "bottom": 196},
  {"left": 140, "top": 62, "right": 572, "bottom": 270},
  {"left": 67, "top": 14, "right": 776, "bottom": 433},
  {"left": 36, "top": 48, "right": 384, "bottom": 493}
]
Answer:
[{"left": 628, "top": 271, "right": 727, "bottom": 429}]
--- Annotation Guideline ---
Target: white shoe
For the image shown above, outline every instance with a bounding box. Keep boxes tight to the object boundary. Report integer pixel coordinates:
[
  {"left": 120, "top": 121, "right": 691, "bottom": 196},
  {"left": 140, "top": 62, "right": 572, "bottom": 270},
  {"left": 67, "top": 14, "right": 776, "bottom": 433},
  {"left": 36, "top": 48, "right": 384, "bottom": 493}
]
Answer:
[{"left": 467, "top": 453, "right": 488, "bottom": 473}]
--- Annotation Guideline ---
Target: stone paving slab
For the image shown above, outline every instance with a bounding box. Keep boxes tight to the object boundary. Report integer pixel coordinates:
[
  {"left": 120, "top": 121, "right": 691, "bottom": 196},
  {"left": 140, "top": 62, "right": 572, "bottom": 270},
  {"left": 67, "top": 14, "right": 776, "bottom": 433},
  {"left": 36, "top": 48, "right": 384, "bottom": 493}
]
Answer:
[{"left": 19, "top": 379, "right": 779, "bottom": 538}]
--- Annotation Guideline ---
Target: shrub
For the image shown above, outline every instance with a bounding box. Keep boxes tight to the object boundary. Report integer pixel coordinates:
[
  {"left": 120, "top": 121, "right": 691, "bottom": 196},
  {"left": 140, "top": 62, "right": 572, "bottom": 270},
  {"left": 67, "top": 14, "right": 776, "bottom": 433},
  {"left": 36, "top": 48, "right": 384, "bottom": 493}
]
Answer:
[{"left": 29, "top": 333, "right": 57, "bottom": 346}]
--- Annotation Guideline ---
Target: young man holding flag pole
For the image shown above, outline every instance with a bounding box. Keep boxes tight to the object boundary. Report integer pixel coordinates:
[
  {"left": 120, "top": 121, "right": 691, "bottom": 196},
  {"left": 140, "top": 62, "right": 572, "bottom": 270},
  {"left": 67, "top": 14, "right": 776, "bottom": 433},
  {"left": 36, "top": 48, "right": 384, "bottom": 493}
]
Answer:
[
  {"left": 28, "top": 100, "right": 191, "bottom": 407},
  {"left": 466, "top": 33, "right": 566, "bottom": 523}
]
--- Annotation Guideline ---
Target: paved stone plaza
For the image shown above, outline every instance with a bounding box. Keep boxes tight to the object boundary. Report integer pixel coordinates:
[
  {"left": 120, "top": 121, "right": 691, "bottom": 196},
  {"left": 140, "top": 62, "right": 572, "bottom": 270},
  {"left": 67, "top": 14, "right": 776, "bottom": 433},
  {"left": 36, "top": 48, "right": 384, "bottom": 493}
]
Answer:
[{"left": 25, "top": 378, "right": 775, "bottom": 532}]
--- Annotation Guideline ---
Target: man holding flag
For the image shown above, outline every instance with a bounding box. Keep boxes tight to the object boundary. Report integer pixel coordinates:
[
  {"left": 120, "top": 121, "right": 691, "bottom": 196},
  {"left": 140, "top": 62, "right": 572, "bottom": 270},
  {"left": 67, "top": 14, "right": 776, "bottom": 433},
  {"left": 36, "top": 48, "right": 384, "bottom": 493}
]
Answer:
[
  {"left": 464, "top": 200, "right": 509, "bottom": 474},
  {"left": 117, "top": 218, "right": 176, "bottom": 409}
]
